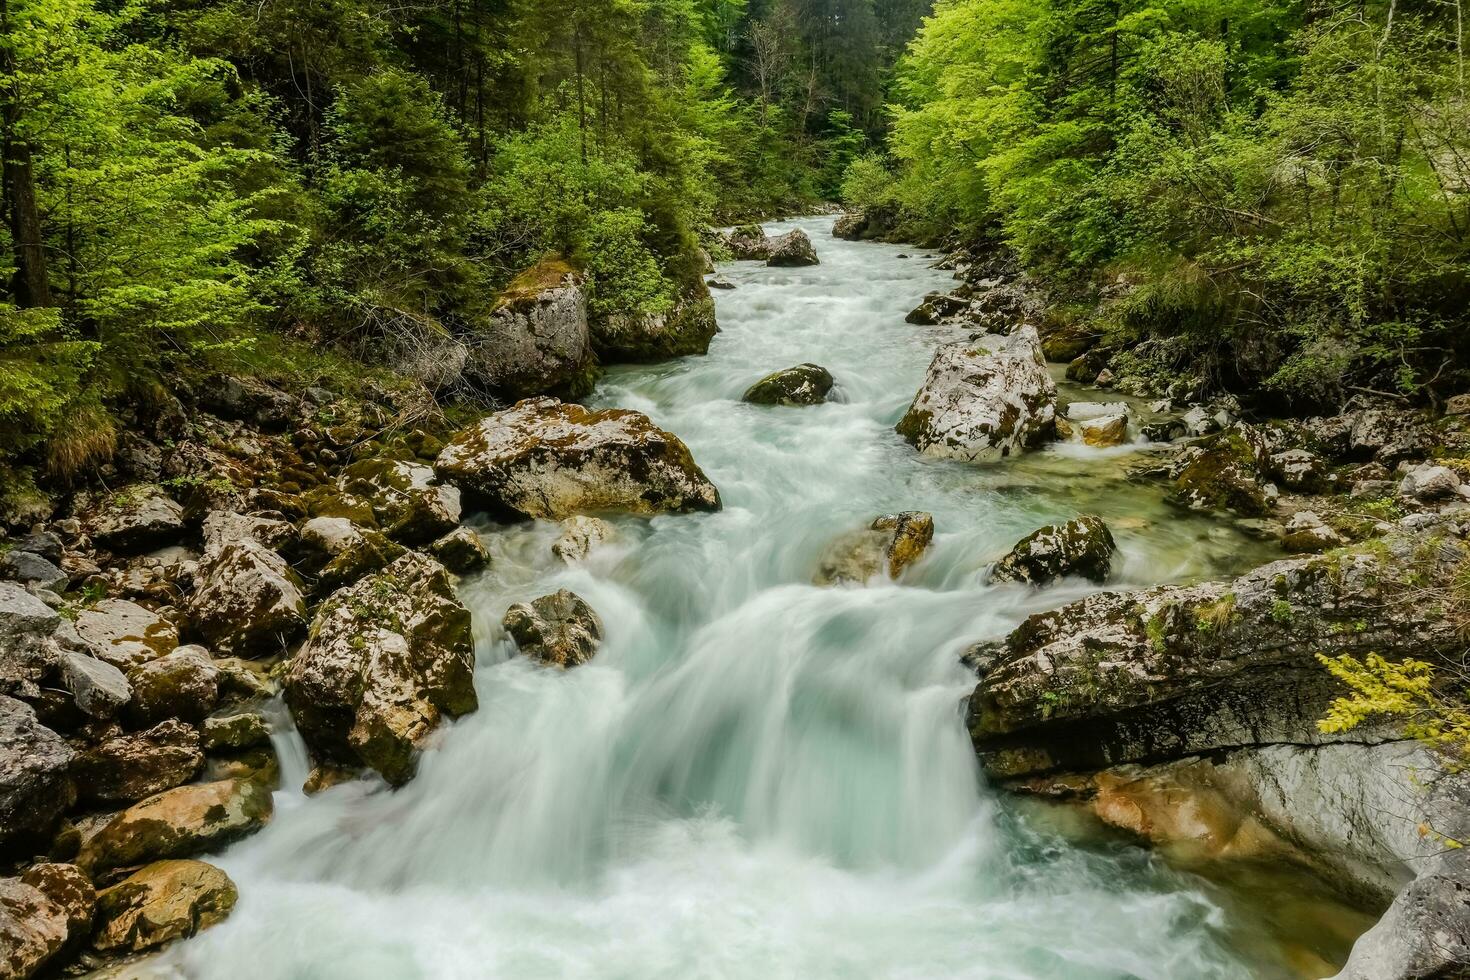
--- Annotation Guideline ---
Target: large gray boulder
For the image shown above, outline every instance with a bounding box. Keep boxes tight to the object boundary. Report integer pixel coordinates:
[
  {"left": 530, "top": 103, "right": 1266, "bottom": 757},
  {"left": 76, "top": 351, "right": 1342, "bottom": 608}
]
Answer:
[
  {"left": 896, "top": 326, "right": 1057, "bottom": 462},
  {"left": 989, "top": 516, "right": 1116, "bottom": 586},
  {"left": 766, "top": 229, "right": 819, "bottom": 267},
  {"left": 463, "top": 259, "right": 596, "bottom": 400},
  {"left": 186, "top": 538, "right": 306, "bottom": 656},
  {"left": 82, "top": 486, "right": 186, "bottom": 554},
  {"left": 592, "top": 280, "right": 719, "bottom": 361},
  {"left": 503, "top": 590, "right": 604, "bottom": 669},
  {"left": 125, "top": 645, "right": 220, "bottom": 727},
  {"left": 435, "top": 398, "right": 721, "bottom": 520},
  {"left": 58, "top": 650, "right": 131, "bottom": 719},
  {"left": 284, "top": 553, "right": 476, "bottom": 785},
  {"left": 0, "top": 696, "right": 75, "bottom": 855},
  {"left": 964, "top": 527, "right": 1466, "bottom": 780},
  {"left": 1, "top": 583, "right": 64, "bottom": 695}
]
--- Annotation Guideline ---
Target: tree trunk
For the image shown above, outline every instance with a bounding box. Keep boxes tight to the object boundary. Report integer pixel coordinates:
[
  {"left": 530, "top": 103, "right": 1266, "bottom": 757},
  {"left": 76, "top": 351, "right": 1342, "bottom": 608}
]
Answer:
[{"left": 0, "top": 0, "right": 50, "bottom": 308}]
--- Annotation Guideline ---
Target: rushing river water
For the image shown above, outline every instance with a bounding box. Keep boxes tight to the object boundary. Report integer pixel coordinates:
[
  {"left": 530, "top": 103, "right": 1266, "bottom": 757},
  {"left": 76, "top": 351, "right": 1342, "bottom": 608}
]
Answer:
[{"left": 168, "top": 218, "right": 1363, "bottom": 979}]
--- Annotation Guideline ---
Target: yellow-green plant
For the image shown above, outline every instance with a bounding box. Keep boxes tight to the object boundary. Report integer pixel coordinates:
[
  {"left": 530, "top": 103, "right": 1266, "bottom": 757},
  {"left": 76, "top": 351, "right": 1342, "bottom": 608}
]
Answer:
[{"left": 1318, "top": 653, "right": 1470, "bottom": 769}]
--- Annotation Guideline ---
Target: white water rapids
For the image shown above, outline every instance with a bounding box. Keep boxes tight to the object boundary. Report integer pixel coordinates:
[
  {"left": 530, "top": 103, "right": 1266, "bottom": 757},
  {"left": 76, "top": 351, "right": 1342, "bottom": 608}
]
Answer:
[{"left": 168, "top": 218, "right": 1345, "bottom": 979}]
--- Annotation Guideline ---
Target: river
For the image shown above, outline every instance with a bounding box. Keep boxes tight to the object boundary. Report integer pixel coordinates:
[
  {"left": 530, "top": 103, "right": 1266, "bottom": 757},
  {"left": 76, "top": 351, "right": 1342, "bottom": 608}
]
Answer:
[{"left": 167, "top": 218, "right": 1361, "bottom": 979}]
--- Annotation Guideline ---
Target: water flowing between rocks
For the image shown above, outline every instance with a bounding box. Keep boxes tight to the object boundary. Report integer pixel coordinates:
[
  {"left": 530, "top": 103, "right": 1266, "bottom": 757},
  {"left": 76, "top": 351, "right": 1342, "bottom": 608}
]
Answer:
[{"left": 168, "top": 218, "right": 1364, "bottom": 979}]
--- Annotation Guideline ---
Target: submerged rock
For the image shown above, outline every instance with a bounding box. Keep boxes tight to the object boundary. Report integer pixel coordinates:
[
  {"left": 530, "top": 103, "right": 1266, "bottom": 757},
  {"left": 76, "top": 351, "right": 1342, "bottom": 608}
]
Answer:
[
  {"left": 896, "top": 326, "right": 1057, "bottom": 462},
  {"left": 285, "top": 553, "right": 476, "bottom": 785},
  {"left": 435, "top": 397, "right": 721, "bottom": 520},
  {"left": 815, "top": 512, "right": 935, "bottom": 585},
  {"left": 503, "top": 590, "right": 604, "bottom": 668},
  {"left": 766, "top": 229, "right": 819, "bottom": 267},
  {"left": 462, "top": 258, "right": 596, "bottom": 400},
  {"left": 989, "top": 515, "right": 1116, "bottom": 586},
  {"left": 742, "top": 364, "right": 834, "bottom": 406},
  {"left": 92, "top": 859, "right": 237, "bottom": 954},
  {"left": 552, "top": 516, "right": 615, "bottom": 564}
]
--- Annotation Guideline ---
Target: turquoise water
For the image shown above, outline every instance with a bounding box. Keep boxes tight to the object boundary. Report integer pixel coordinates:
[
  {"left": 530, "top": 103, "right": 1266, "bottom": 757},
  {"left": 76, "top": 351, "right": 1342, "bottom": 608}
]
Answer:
[{"left": 167, "top": 218, "right": 1330, "bottom": 979}]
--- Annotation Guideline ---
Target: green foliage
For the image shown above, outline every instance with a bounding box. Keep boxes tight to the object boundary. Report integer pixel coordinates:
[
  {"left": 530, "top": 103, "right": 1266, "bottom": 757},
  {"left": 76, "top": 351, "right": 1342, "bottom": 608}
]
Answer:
[{"left": 1318, "top": 653, "right": 1470, "bottom": 775}]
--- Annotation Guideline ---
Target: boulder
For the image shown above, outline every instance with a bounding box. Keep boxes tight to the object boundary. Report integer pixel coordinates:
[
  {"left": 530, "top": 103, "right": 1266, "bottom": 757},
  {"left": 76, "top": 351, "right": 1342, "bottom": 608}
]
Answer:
[
  {"left": 337, "top": 459, "right": 462, "bottom": 545},
  {"left": 1072, "top": 414, "right": 1128, "bottom": 447},
  {"left": 1064, "top": 401, "right": 1130, "bottom": 422},
  {"left": 1, "top": 583, "right": 64, "bottom": 694},
  {"left": 592, "top": 281, "right": 720, "bottom": 361},
  {"left": 74, "top": 599, "right": 178, "bottom": 670},
  {"left": 199, "top": 376, "right": 295, "bottom": 430},
  {"left": 0, "top": 696, "right": 75, "bottom": 854},
  {"left": 989, "top": 515, "right": 1116, "bottom": 586},
  {"left": 964, "top": 528, "right": 1466, "bottom": 779},
  {"left": 76, "top": 721, "right": 203, "bottom": 805},
  {"left": 896, "top": 327, "right": 1057, "bottom": 462},
  {"left": 186, "top": 538, "right": 306, "bottom": 656},
  {"left": 502, "top": 590, "right": 604, "bottom": 669},
  {"left": 200, "top": 511, "right": 295, "bottom": 553},
  {"left": 904, "top": 292, "right": 969, "bottom": 325},
  {"left": 724, "top": 225, "right": 771, "bottom": 260},
  {"left": 0, "top": 550, "right": 67, "bottom": 593},
  {"left": 1166, "top": 428, "right": 1272, "bottom": 517},
  {"left": 435, "top": 398, "right": 721, "bottom": 520},
  {"left": 427, "top": 527, "right": 490, "bottom": 574},
  {"left": 765, "top": 229, "right": 819, "bottom": 267},
  {"left": 814, "top": 512, "right": 935, "bottom": 585},
  {"left": 1280, "top": 511, "right": 1345, "bottom": 553},
  {"left": 92, "top": 860, "right": 237, "bottom": 953},
  {"left": 741, "top": 364, "right": 835, "bottom": 406},
  {"left": 13, "top": 531, "right": 62, "bottom": 565},
  {"left": 552, "top": 516, "right": 615, "bottom": 563},
  {"left": 1269, "top": 449, "right": 1329, "bottom": 493},
  {"left": 125, "top": 646, "right": 220, "bottom": 727},
  {"left": 202, "top": 711, "right": 270, "bottom": 752},
  {"left": 0, "top": 872, "right": 79, "bottom": 979},
  {"left": 1040, "top": 323, "right": 1098, "bottom": 363},
  {"left": 58, "top": 651, "right": 130, "bottom": 719},
  {"left": 83, "top": 487, "right": 186, "bottom": 554},
  {"left": 284, "top": 553, "right": 476, "bottom": 785},
  {"left": 78, "top": 777, "right": 272, "bottom": 874},
  {"left": 463, "top": 258, "right": 595, "bottom": 399},
  {"left": 297, "top": 516, "right": 406, "bottom": 592},
  {"left": 1399, "top": 464, "right": 1464, "bottom": 502},
  {"left": 707, "top": 276, "right": 736, "bottom": 290},
  {"left": 1303, "top": 409, "right": 1432, "bottom": 465},
  {"left": 19, "top": 863, "right": 92, "bottom": 944},
  {"left": 832, "top": 213, "right": 867, "bottom": 239}
]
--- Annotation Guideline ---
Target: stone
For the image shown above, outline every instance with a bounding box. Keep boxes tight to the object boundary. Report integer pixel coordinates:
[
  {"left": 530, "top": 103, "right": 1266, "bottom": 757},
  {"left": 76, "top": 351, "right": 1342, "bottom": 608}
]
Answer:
[
  {"left": 814, "top": 512, "right": 935, "bottom": 585},
  {"left": 14, "top": 531, "right": 62, "bottom": 565},
  {"left": 435, "top": 398, "right": 721, "bottom": 520},
  {"left": 1181, "top": 406, "right": 1219, "bottom": 437},
  {"left": 707, "top": 276, "right": 736, "bottom": 290},
  {"left": 741, "top": 364, "right": 835, "bottom": 406},
  {"left": 58, "top": 651, "right": 131, "bottom": 719},
  {"left": 989, "top": 515, "right": 1116, "bottom": 586},
  {"left": 20, "top": 863, "right": 93, "bottom": 943},
  {"left": 1399, "top": 463, "right": 1463, "bottom": 502},
  {"left": 896, "top": 326, "right": 1057, "bottom": 462},
  {"left": 202, "top": 711, "right": 271, "bottom": 752},
  {"left": 1280, "top": 511, "right": 1345, "bottom": 553},
  {"left": 427, "top": 527, "right": 490, "bottom": 574},
  {"left": 904, "top": 292, "right": 969, "bottom": 325},
  {"left": 463, "top": 258, "right": 596, "bottom": 400},
  {"left": 503, "top": 590, "right": 604, "bottom": 669},
  {"left": 200, "top": 510, "right": 295, "bottom": 553},
  {"left": 1270, "top": 448, "right": 1329, "bottom": 493},
  {"left": 338, "top": 458, "right": 462, "bottom": 545},
  {"left": 84, "top": 487, "right": 187, "bottom": 554},
  {"left": 1040, "top": 323, "right": 1098, "bottom": 363},
  {"left": 0, "top": 696, "right": 75, "bottom": 854},
  {"left": 0, "top": 874, "right": 74, "bottom": 979},
  {"left": 297, "top": 516, "right": 407, "bottom": 592},
  {"left": 78, "top": 777, "right": 272, "bottom": 874},
  {"left": 1444, "top": 393, "right": 1470, "bottom": 416},
  {"left": 199, "top": 375, "right": 296, "bottom": 430},
  {"left": 0, "top": 550, "right": 67, "bottom": 593},
  {"left": 285, "top": 553, "right": 476, "bottom": 785},
  {"left": 765, "top": 229, "right": 819, "bottom": 267},
  {"left": 723, "top": 225, "right": 771, "bottom": 261},
  {"left": 186, "top": 538, "right": 307, "bottom": 656},
  {"left": 552, "top": 516, "right": 615, "bottom": 563},
  {"left": 1, "top": 582, "right": 64, "bottom": 693},
  {"left": 1064, "top": 401, "right": 1130, "bottom": 422},
  {"left": 126, "top": 646, "right": 220, "bottom": 727},
  {"left": 832, "top": 213, "right": 868, "bottom": 239},
  {"left": 92, "top": 860, "right": 237, "bottom": 953},
  {"left": 592, "top": 281, "right": 720, "bottom": 361},
  {"left": 76, "top": 720, "right": 203, "bottom": 805},
  {"left": 1167, "top": 428, "right": 1272, "bottom": 517},
  {"left": 1076, "top": 414, "right": 1128, "bottom": 447},
  {"left": 964, "top": 527, "right": 1467, "bottom": 779}
]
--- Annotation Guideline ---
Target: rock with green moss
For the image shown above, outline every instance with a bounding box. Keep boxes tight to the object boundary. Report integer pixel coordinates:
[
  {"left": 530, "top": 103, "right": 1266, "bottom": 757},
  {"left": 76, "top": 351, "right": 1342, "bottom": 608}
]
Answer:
[
  {"left": 74, "top": 599, "right": 178, "bottom": 670},
  {"left": 723, "top": 225, "right": 771, "bottom": 260},
  {"left": 462, "top": 258, "right": 597, "bottom": 400},
  {"left": 125, "top": 645, "right": 219, "bottom": 726},
  {"left": 592, "top": 280, "right": 719, "bottom": 362},
  {"left": 964, "top": 526, "right": 1468, "bottom": 780},
  {"left": 990, "top": 515, "right": 1115, "bottom": 585},
  {"left": 297, "top": 516, "right": 407, "bottom": 591},
  {"left": 427, "top": 527, "right": 489, "bottom": 574},
  {"left": 1166, "top": 426, "right": 1272, "bottom": 516},
  {"left": 82, "top": 486, "right": 186, "bottom": 554},
  {"left": 186, "top": 538, "right": 307, "bottom": 656},
  {"left": 435, "top": 397, "right": 721, "bottom": 520},
  {"left": 92, "top": 859, "right": 236, "bottom": 954},
  {"left": 742, "top": 364, "right": 834, "bottom": 406},
  {"left": 78, "top": 777, "right": 273, "bottom": 874},
  {"left": 284, "top": 552, "right": 476, "bottom": 785},
  {"left": 766, "top": 229, "right": 819, "bottom": 267},
  {"left": 337, "top": 458, "right": 461, "bottom": 545},
  {"left": 896, "top": 327, "right": 1056, "bottom": 462}
]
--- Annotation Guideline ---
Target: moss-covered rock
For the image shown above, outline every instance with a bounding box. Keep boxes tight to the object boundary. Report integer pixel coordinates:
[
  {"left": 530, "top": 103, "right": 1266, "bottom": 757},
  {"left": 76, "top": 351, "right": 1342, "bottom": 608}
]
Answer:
[
  {"left": 990, "top": 515, "right": 1116, "bottom": 585},
  {"left": 742, "top": 364, "right": 835, "bottom": 406},
  {"left": 92, "top": 859, "right": 236, "bottom": 954},
  {"left": 78, "top": 777, "right": 273, "bottom": 874},
  {"left": 815, "top": 512, "right": 935, "bottom": 585},
  {"left": 503, "top": 590, "right": 604, "bottom": 668},
  {"left": 336, "top": 458, "right": 461, "bottom": 545},
  {"left": 462, "top": 257, "right": 598, "bottom": 400},
  {"left": 186, "top": 538, "right": 307, "bottom": 656},
  {"left": 591, "top": 281, "right": 720, "bottom": 362}
]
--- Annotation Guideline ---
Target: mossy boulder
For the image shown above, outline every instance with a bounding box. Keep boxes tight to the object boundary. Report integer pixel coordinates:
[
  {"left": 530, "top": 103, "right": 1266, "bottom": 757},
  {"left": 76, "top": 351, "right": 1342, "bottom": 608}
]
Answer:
[
  {"left": 742, "top": 364, "right": 834, "bottom": 406},
  {"left": 92, "top": 859, "right": 236, "bottom": 954},
  {"left": 186, "top": 538, "right": 307, "bottom": 656},
  {"left": 503, "top": 590, "right": 604, "bottom": 668},
  {"left": 435, "top": 397, "right": 721, "bottom": 520},
  {"left": 336, "top": 458, "right": 461, "bottom": 545},
  {"left": 78, "top": 777, "right": 273, "bottom": 874},
  {"left": 766, "top": 229, "right": 819, "bottom": 267},
  {"left": 462, "top": 257, "right": 597, "bottom": 400},
  {"left": 591, "top": 280, "right": 720, "bottom": 362},
  {"left": 125, "top": 646, "right": 220, "bottom": 727},
  {"left": 990, "top": 515, "right": 1116, "bottom": 586},
  {"left": 297, "top": 516, "right": 407, "bottom": 592},
  {"left": 284, "top": 553, "right": 476, "bottom": 785}
]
